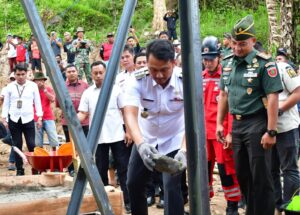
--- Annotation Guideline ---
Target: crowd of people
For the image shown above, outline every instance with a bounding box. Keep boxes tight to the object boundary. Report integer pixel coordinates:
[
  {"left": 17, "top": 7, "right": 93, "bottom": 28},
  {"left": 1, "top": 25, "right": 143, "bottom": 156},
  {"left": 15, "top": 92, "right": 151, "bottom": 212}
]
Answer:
[{"left": 0, "top": 11, "right": 299, "bottom": 215}]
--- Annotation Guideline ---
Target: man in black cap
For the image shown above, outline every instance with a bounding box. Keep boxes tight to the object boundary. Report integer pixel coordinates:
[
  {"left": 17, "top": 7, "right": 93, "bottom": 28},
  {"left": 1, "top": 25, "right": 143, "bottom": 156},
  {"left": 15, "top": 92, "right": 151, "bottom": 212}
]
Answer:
[
  {"left": 275, "top": 47, "right": 297, "bottom": 70},
  {"left": 217, "top": 15, "right": 283, "bottom": 215},
  {"left": 100, "top": 32, "right": 114, "bottom": 63}
]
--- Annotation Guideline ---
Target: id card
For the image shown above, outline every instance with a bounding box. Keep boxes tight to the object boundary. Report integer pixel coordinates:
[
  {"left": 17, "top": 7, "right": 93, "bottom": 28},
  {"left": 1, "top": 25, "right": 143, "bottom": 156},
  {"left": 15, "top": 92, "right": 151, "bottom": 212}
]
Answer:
[{"left": 17, "top": 100, "right": 22, "bottom": 109}]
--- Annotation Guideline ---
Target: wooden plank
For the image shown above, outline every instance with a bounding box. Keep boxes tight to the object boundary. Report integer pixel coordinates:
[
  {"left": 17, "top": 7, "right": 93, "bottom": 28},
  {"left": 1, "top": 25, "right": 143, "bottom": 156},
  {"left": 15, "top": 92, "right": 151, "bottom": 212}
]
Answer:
[{"left": 0, "top": 191, "right": 123, "bottom": 215}]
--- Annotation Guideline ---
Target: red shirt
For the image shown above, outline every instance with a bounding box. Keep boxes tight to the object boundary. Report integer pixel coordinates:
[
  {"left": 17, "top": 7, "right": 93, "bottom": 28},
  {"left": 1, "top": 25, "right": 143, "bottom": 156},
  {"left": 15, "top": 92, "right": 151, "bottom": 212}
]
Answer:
[
  {"left": 16, "top": 44, "right": 26, "bottom": 62},
  {"left": 102, "top": 43, "right": 113, "bottom": 61},
  {"left": 34, "top": 86, "right": 55, "bottom": 121},
  {"left": 56, "top": 80, "right": 89, "bottom": 126},
  {"left": 203, "top": 65, "right": 232, "bottom": 139}
]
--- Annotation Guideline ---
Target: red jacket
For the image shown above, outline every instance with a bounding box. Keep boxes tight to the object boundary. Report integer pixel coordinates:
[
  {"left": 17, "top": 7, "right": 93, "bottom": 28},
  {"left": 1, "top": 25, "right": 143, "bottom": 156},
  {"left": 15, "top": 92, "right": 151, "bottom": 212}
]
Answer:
[{"left": 203, "top": 65, "right": 232, "bottom": 139}]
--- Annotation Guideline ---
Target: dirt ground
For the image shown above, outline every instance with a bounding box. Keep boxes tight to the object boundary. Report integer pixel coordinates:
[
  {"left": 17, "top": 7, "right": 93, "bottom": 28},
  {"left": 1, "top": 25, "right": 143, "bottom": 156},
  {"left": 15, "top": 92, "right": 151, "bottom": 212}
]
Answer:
[{"left": 0, "top": 142, "right": 247, "bottom": 215}]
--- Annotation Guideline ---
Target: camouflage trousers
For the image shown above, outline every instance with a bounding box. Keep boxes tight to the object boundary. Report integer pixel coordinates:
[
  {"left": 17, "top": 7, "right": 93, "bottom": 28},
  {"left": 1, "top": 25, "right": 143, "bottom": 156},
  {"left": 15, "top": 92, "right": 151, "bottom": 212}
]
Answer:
[{"left": 75, "top": 62, "right": 92, "bottom": 85}]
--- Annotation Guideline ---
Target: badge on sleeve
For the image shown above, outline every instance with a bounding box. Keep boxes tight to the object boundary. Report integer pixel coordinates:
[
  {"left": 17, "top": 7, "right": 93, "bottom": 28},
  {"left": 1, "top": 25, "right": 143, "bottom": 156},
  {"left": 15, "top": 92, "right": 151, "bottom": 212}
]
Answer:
[
  {"left": 286, "top": 67, "right": 297, "bottom": 78},
  {"left": 267, "top": 67, "right": 278, "bottom": 77}
]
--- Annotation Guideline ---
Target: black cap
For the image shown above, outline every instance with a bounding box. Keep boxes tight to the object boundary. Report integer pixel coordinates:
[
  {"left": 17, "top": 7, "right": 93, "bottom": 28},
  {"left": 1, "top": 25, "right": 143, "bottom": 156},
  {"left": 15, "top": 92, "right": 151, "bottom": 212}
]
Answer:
[
  {"left": 107, "top": 32, "right": 114, "bottom": 37},
  {"left": 276, "top": 47, "right": 288, "bottom": 57}
]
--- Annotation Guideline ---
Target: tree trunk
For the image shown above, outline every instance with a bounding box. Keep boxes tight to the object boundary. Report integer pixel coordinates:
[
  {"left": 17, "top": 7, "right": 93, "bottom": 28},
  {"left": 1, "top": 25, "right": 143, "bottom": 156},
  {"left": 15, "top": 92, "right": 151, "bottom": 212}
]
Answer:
[
  {"left": 265, "top": 0, "right": 280, "bottom": 51},
  {"left": 293, "top": 0, "right": 300, "bottom": 64},
  {"left": 152, "top": 0, "right": 167, "bottom": 32},
  {"left": 280, "top": 0, "right": 294, "bottom": 58}
]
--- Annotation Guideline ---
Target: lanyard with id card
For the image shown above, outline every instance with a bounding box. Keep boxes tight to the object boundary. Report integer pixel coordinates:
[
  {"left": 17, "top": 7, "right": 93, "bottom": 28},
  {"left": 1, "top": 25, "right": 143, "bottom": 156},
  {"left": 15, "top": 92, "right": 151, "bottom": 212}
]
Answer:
[{"left": 16, "top": 85, "right": 25, "bottom": 109}]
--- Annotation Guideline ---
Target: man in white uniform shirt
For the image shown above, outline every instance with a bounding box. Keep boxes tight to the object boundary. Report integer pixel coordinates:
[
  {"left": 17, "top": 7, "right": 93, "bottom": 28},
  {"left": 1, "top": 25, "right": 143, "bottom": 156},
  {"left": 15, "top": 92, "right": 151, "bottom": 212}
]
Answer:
[
  {"left": 123, "top": 39, "right": 187, "bottom": 215},
  {"left": 1, "top": 63, "right": 43, "bottom": 176},
  {"left": 77, "top": 61, "right": 132, "bottom": 214},
  {"left": 271, "top": 62, "right": 300, "bottom": 213},
  {"left": 116, "top": 45, "right": 137, "bottom": 90}
]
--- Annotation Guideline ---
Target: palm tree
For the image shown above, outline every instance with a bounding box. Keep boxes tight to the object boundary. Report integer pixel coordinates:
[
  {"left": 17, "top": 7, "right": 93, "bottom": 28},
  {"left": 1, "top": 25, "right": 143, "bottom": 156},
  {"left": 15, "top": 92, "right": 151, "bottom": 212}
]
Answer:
[
  {"left": 280, "top": 0, "right": 296, "bottom": 61},
  {"left": 265, "top": 0, "right": 280, "bottom": 50}
]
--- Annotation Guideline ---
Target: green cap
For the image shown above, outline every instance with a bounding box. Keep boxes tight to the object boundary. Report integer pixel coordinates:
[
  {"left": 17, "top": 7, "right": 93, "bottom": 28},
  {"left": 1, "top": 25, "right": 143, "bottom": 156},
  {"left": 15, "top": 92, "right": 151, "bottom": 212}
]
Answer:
[{"left": 231, "top": 15, "right": 256, "bottom": 41}]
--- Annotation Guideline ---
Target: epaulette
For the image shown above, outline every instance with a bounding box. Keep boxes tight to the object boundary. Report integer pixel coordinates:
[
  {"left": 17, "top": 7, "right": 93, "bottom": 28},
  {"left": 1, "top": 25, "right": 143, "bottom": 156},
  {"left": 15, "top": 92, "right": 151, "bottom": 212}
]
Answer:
[
  {"left": 135, "top": 69, "right": 149, "bottom": 80},
  {"left": 256, "top": 52, "right": 271, "bottom": 60},
  {"left": 265, "top": 62, "right": 276, "bottom": 68},
  {"left": 222, "top": 53, "right": 234, "bottom": 61}
]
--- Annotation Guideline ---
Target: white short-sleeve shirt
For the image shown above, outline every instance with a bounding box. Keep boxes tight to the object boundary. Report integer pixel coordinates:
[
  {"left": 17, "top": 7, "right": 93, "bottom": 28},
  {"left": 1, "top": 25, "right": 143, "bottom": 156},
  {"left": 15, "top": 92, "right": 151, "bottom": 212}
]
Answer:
[
  {"left": 78, "top": 84, "right": 124, "bottom": 144},
  {"left": 277, "top": 62, "right": 300, "bottom": 133},
  {"left": 123, "top": 68, "right": 185, "bottom": 155}
]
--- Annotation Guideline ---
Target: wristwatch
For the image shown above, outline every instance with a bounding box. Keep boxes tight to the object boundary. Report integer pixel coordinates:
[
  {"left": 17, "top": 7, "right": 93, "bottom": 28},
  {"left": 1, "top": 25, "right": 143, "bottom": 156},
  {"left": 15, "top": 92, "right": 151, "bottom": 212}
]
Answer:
[
  {"left": 278, "top": 109, "right": 284, "bottom": 116},
  {"left": 267, "top": 129, "right": 277, "bottom": 137}
]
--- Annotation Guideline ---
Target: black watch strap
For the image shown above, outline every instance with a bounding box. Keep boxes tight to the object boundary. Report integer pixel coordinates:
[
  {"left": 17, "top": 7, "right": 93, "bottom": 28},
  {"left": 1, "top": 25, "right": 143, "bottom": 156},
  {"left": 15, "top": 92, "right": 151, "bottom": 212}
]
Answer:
[{"left": 267, "top": 129, "right": 277, "bottom": 137}]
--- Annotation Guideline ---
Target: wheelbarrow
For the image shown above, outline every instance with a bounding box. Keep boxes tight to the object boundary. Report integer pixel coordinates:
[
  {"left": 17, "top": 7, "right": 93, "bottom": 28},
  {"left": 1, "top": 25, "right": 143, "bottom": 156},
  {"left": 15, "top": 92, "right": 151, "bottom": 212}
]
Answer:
[{"left": 25, "top": 143, "right": 74, "bottom": 172}]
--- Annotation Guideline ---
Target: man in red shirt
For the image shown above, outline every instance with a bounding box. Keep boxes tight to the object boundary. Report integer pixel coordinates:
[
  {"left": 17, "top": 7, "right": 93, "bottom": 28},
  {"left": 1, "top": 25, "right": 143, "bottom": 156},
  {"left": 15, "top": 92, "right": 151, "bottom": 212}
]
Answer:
[
  {"left": 99, "top": 32, "right": 114, "bottom": 63},
  {"left": 16, "top": 36, "right": 27, "bottom": 63},
  {"left": 202, "top": 36, "right": 241, "bottom": 215},
  {"left": 56, "top": 64, "right": 89, "bottom": 176},
  {"left": 33, "top": 72, "right": 59, "bottom": 150}
]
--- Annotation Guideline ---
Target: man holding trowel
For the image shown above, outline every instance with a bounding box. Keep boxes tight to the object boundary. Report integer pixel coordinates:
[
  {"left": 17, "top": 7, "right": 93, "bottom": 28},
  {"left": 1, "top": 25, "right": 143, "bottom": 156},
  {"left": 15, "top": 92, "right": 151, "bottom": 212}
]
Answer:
[{"left": 123, "top": 39, "right": 187, "bottom": 215}]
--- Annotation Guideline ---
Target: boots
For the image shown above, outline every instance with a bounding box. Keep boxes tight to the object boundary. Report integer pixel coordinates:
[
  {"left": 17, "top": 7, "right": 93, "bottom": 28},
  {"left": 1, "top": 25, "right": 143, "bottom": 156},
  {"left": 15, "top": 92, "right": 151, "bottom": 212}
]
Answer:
[
  {"left": 226, "top": 201, "right": 239, "bottom": 215},
  {"left": 16, "top": 168, "right": 25, "bottom": 176}
]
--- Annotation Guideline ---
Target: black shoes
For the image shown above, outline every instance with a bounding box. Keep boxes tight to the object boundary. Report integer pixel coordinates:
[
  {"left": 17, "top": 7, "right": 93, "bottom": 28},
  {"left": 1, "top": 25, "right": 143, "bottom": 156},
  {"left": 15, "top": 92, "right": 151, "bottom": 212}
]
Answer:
[
  {"left": 69, "top": 170, "right": 75, "bottom": 177},
  {"left": 125, "top": 203, "right": 131, "bottom": 214},
  {"left": 147, "top": 196, "right": 155, "bottom": 207},
  {"left": 16, "top": 169, "right": 25, "bottom": 176},
  {"left": 156, "top": 199, "right": 164, "bottom": 209},
  {"left": 226, "top": 201, "right": 239, "bottom": 215}
]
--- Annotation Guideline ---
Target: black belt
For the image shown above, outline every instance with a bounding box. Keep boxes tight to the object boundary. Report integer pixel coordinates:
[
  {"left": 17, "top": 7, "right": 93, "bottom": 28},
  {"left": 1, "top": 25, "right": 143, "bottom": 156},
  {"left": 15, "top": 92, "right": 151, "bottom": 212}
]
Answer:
[{"left": 233, "top": 109, "right": 267, "bottom": 121}]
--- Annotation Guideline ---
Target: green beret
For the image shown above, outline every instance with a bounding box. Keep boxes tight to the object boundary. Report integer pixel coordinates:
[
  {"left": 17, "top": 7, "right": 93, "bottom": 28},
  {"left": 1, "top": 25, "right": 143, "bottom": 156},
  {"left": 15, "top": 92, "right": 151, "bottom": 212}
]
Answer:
[{"left": 231, "top": 15, "right": 256, "bottom": 41}]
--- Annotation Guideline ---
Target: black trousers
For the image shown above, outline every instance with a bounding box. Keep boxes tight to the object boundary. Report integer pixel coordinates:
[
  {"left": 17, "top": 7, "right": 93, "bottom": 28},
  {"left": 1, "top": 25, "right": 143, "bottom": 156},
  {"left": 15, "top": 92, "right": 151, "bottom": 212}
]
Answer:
[
  {"left": 95, "top": 141, "right": 132, "bottom": 205},
  {"left": 232, "top": 113, "right": 275, "bottom": 215},
  {"left": 9, "top": 118, "right": 36, "bottom": 171},
  {"left": 62, "top": 125, "right": 89, "bottom": 142},
  {"left": 167, "top": 28, "right": 177, "bottom": 40},
  {"left": 127, "top": 146, "right": 184, "bottom": 215}
]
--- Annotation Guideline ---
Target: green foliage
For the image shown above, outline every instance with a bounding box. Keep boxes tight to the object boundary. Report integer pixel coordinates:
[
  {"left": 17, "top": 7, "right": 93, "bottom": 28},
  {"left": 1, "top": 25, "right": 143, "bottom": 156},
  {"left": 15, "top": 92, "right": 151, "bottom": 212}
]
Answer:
[
  {"left": 0, "top": 0, "right": 297, "bottom": 61},
  {"left": 200, "top": 4, "right": 269, "bottom": 47}
]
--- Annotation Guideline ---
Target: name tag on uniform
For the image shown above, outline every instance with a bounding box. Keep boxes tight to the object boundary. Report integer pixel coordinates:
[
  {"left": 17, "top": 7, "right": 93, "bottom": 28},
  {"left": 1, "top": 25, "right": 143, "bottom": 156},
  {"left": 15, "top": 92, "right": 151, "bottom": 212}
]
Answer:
[
  {"left": 243, "top": 72, "right": 258, "bottom": 78},
  {"left": 17, "top": 100, "right": 22, "bottom": 109}
]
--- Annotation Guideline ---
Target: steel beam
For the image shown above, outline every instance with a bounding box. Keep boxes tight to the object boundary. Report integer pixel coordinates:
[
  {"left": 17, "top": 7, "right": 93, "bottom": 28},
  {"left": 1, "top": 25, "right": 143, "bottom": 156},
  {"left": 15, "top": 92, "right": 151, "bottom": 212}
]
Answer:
[
  {"left": 20, "top": 0, "right": 113, "bottom": 214},
  {"left": 178, "top": 0, "right": 210, "bottom": 214},
  {"left": 67, "top": 0, "right": 137, "bottom": 213}
]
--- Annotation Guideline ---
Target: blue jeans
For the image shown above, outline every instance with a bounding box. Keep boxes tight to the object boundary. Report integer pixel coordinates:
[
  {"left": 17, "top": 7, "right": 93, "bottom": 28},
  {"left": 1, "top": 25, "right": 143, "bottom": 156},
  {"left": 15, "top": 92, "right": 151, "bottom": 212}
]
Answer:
[
  {"left": 9, "top": 147, "right": 15, "bottom": 163},
  {"left": 127, "top": 146, "right": 184, "bottom": 215},
  {"left": 272, "top": 128, "right": 300, "bottom": 209},
  {"left": 35, "top": 120, "right": 59, "bottom": 147}
]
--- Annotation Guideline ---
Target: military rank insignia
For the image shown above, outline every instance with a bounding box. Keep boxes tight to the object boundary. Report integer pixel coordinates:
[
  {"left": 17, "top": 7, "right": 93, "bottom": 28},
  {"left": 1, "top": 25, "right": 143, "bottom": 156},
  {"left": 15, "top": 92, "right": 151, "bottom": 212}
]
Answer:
[{"left": 267, "top": 67, "right": 278, "bottom": 77}]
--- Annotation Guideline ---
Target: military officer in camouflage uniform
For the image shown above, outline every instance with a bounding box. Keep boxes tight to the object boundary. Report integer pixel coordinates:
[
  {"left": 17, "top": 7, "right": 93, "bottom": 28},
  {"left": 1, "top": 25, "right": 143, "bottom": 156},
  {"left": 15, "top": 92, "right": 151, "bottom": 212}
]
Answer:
[
  {"left": 216, "top": 15, "right": 283, "bottom": 215},
  {"left": 71, "top": 27, "right": 93, "bottom": 85}
]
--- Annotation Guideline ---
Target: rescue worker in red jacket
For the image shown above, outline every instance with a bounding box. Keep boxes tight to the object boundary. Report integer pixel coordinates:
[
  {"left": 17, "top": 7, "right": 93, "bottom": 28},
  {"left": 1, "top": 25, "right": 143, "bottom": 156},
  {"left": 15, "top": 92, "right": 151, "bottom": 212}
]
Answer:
[{"left": 202, "top": 36, "right": 241, "bottom": 215}]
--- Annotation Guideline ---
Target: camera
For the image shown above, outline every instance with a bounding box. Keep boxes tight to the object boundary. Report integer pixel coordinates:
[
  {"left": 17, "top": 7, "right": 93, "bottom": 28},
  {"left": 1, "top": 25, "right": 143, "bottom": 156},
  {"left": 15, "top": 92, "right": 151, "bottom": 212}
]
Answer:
[{"left": 80, "top": 41, "right": 87, "bottom": 49}]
